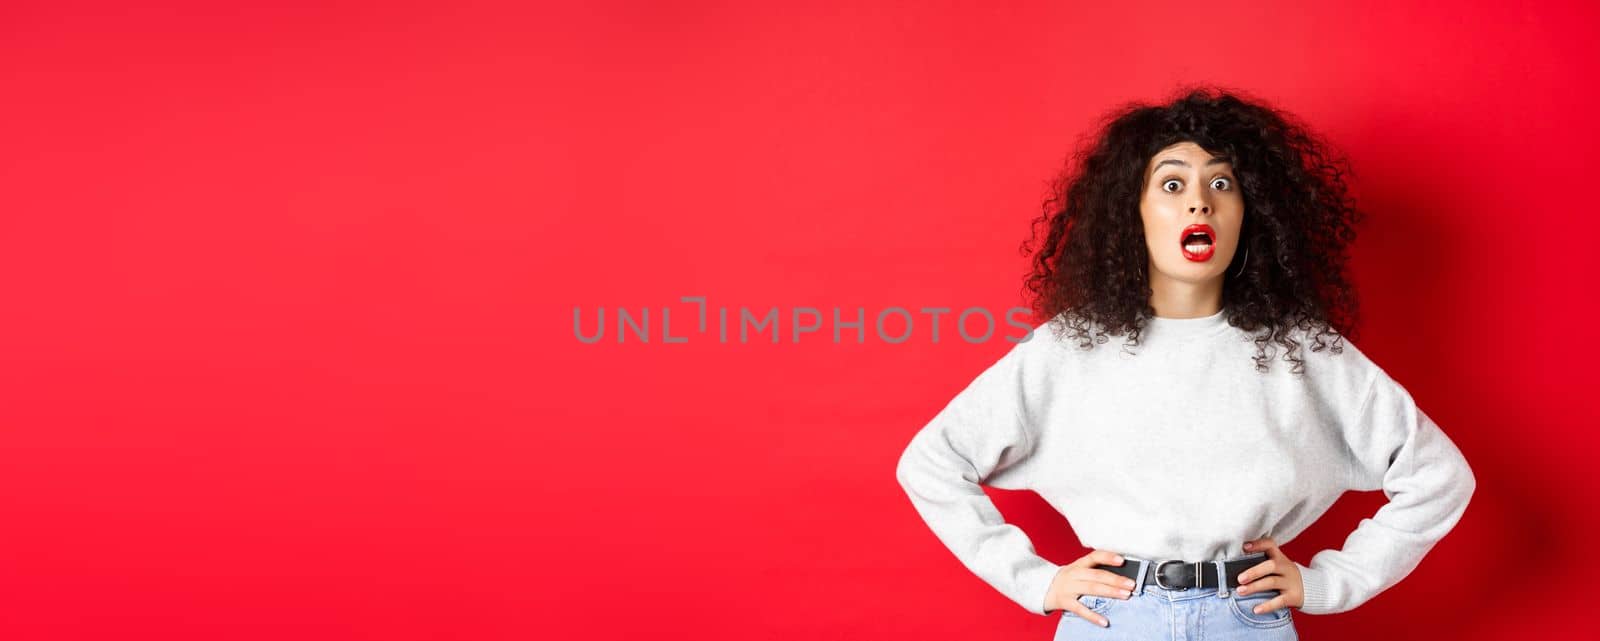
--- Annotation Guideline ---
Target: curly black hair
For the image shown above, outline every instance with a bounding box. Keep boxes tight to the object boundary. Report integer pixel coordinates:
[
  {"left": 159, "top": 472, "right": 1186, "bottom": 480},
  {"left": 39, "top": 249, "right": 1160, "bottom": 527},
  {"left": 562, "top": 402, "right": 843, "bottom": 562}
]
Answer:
[{"left": 1021, "top": 85, "right": 1364, "bottom": 373}]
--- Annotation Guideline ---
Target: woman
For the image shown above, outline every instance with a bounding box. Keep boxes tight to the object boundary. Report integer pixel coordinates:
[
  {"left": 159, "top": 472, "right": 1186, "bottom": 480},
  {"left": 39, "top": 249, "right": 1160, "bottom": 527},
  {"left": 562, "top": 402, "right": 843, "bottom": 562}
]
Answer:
[{"left": 893, "top": 87, "right": 1476, "bottom": 640}]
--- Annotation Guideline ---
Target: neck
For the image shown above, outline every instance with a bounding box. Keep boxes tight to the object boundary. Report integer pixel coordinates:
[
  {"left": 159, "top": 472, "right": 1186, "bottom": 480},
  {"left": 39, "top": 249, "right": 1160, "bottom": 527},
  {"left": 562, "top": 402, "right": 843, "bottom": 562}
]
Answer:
[{"left": 1147, "top": 270, "right": 1224, "bottom": 319}]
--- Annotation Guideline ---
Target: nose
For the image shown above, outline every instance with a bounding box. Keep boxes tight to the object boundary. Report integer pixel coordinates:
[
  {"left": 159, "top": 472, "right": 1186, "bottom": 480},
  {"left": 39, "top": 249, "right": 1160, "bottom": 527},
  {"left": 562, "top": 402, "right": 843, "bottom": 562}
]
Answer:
[{"left": 1189, "top": 204, "right": 1211, "bottom": 215}]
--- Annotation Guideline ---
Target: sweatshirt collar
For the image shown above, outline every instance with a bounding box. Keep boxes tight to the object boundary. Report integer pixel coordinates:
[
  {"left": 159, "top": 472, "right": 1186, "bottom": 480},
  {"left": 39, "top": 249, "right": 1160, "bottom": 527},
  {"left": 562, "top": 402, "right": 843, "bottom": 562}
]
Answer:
[{"left": 1145, "top": 307, "right": 1230, "bottom": 338}]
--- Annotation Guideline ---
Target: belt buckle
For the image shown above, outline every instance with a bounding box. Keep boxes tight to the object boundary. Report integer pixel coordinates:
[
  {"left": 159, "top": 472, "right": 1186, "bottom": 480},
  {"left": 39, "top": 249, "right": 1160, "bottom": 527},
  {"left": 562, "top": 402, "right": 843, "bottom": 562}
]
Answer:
[{"left": 1155, "top": 560, "right": 1193, "bottom": 591}]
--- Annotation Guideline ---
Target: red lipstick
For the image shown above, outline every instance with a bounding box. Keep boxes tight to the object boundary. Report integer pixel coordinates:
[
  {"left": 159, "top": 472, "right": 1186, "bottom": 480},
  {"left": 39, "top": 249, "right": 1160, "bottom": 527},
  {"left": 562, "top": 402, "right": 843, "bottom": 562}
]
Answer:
[{"left": 1179, "top": 224, "right": 1216, "bottom": 262}]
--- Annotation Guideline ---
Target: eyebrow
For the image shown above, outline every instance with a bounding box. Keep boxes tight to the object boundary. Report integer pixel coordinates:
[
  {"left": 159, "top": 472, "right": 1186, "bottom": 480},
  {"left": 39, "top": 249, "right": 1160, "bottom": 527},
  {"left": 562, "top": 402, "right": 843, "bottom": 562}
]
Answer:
[{"left": 1152, "top": 157, "right": 1233, "bottom": 174}]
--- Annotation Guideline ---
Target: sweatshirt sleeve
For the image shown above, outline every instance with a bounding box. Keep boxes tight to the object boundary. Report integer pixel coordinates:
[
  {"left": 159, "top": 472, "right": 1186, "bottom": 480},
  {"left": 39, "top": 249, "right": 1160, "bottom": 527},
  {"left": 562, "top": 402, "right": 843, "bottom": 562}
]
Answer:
[
  {"left": 1294, "top": 369, "right": 1477, "bottom": 615},
  {"left": 893, "top": 339, "right": 1064, "bottom": 616}
]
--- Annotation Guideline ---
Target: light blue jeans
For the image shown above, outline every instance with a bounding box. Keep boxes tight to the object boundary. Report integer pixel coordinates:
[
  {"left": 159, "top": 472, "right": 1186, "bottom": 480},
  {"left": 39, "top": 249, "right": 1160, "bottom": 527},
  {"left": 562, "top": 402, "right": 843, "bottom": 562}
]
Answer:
[{"left": 1053, "top": 555, "right": 1297, "bottom": 641}]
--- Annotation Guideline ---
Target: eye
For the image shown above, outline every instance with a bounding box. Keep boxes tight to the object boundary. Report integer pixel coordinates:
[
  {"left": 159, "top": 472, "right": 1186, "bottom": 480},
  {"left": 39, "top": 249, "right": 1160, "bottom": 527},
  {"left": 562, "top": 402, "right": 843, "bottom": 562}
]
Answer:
[
  {"left": 1211, "top": 176, "right": 1233, "bottom": 191},
  {"left": 1162, "top": 179, "right": 1182, "bottom": 193}
]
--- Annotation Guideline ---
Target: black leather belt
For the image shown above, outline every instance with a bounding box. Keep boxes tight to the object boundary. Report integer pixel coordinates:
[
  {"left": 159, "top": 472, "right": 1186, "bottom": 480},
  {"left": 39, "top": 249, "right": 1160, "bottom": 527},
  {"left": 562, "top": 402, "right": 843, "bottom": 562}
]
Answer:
[{"left": 1094, "top": 553, "right": 1266, "bottom": 591}]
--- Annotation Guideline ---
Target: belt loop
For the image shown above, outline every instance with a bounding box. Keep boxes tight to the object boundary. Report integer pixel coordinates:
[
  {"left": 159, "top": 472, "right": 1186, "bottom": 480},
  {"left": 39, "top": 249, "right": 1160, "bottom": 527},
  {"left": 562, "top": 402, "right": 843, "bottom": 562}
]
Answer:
[
  {"left": 1214, "top": 559, "right": 1228, "bottom": 598},
  {"left": 1133, "top": 558, "right": 1149, "bottom": 596}
]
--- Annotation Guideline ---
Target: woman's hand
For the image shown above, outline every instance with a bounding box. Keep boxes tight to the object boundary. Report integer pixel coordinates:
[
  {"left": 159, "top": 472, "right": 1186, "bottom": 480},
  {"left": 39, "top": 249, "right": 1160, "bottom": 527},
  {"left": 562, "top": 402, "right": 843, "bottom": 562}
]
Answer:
[
  {"left": 1236, "top": 536, "right": 1305, "bottom": 613},
  {"left": 1044, "top": 549, "right": 1137, "bottom": 627}
]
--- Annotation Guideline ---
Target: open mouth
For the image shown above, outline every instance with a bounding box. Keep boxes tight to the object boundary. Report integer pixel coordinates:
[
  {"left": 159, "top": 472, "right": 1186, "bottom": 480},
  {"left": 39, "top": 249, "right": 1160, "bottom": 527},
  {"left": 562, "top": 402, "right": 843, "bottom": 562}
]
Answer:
[{"left": 1179, "top": 224, "right": 1215, "bottom": 261}]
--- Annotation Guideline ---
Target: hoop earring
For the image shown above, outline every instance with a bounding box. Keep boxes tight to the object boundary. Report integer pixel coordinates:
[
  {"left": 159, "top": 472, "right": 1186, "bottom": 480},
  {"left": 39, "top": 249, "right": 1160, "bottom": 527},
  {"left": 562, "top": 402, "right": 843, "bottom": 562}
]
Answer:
[{"left": 1233, "top": 247, "right": 1250, "bottom": 278}]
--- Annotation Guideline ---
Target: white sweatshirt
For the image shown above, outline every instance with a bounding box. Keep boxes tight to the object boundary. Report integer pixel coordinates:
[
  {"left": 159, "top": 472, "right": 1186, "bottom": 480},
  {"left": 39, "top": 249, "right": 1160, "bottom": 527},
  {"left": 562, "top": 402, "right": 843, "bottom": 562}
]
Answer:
[{"left": 894, "top": 308, "right": 1476, "bottom": 616}]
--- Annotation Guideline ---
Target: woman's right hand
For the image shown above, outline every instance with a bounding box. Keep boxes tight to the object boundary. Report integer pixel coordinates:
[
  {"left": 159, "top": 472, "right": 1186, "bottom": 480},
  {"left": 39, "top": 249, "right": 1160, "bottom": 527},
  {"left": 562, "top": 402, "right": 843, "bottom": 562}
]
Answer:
[{"left": 1044, "top": 549, "right": 1137, "bottom": 627}]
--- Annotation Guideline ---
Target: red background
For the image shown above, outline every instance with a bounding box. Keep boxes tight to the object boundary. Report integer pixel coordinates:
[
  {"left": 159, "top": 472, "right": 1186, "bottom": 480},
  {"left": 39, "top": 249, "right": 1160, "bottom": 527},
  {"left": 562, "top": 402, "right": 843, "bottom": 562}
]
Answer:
[{"left": 2, "top": 1, "right": 1595, "bottom": 639}]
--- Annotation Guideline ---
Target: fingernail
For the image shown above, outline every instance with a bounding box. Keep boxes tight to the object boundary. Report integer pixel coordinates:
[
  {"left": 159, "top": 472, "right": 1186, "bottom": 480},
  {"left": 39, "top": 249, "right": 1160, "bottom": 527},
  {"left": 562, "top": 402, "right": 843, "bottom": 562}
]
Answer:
[
  {"left": 1100, "top": 618, "right": 1109, "bottom": 627},
  {"left": 1115, "top": 554, "right": 1124, "bottom": 563},
  {"left": 1244, "top": 542, "right": 1253, "bottom": 549}
]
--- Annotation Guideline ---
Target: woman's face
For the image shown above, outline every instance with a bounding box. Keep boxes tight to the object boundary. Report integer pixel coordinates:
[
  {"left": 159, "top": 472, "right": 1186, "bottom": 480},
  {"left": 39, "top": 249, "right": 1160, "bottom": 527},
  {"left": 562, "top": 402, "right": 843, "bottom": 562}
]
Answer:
[{"left": 1139, "top": 141, "right": 1245, "bottom": 289}]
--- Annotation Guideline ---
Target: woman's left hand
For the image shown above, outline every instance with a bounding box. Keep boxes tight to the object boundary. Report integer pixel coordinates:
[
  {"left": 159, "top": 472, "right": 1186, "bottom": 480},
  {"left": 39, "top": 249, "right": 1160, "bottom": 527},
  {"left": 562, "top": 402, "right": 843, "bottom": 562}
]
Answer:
[{"left": 1236, "top": 536, "right": 1305, "bottom": 613}]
